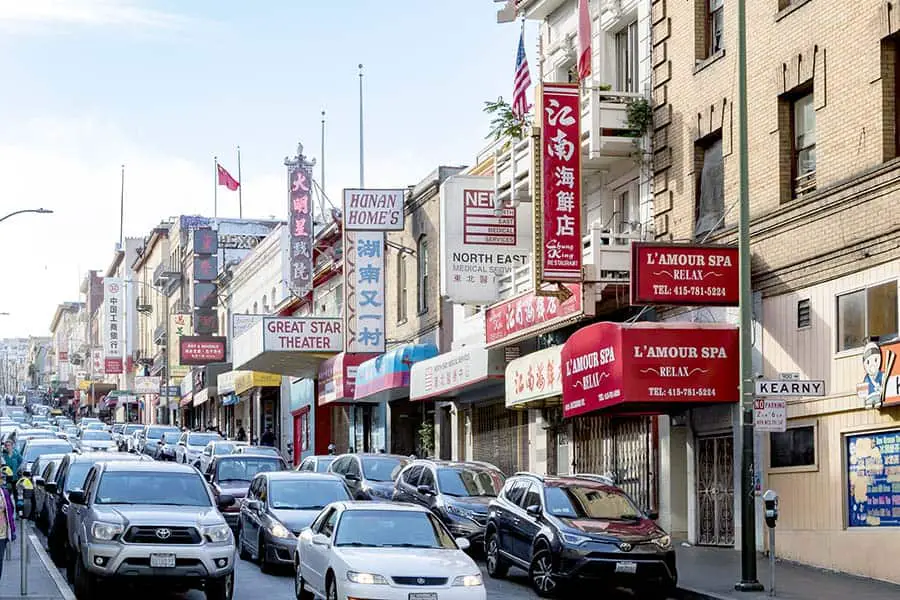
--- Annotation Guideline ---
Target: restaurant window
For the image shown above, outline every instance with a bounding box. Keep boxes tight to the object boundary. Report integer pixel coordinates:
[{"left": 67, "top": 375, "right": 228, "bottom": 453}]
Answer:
[
  {"left": 615, "top": 20, "right": 639, "bottom": 92},
  {"left": 797, "top": 298, "right": 811, "bottom": 329},
  {"left": 694, "top": 132, "right": 724, "bottom": 239},
  {"left": 836, "top": 281, "right": 898, "bottom": 352},
  {"left": 770, "top": 424, "right": 816, "bottom": 469},
  {"left": 417, "top": 235, "right": 429, "bottom": 314},
  {"left": 397, "top": 253, "right": 408, "bottom": 323},
  {"left": 847, "top": 429, "right": 900, "bottom": 527}
]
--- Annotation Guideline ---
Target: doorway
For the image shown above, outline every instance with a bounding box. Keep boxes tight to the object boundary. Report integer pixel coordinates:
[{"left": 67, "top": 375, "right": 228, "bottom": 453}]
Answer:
[{"left": 696, "top": 434, "right": 735, "bottom": 546}]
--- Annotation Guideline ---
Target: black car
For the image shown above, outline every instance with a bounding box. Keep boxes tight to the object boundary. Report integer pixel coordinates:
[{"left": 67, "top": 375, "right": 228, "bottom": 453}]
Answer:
[
  {"left": 327, "top": 452, "right": 410, "bottom": 500},
  {"left": 205, "top": 454, "right": 288, "bottom": 530},
  {"left": 295, "top": 454, "right": 336, "bottom": 473},
  {"left": 237, "top": 471, "right": 351, "bottom": 572},
  {"left": 393, "top": 459, "right": 505, "bottom": 547},
  {"left": 484, "top": 473, "right": 676, "bottom": 599}
]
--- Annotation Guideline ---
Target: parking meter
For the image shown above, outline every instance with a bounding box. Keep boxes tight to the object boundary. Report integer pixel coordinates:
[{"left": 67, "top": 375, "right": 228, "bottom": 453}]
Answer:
[{"left": 763, "top": 489, "right": 779, "bottom": 528}]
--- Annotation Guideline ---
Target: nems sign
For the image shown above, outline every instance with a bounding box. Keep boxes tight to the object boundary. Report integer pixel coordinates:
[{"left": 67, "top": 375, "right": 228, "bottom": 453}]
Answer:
[{"left": 631, "top": 243, "right": 739, "bottom": 306}]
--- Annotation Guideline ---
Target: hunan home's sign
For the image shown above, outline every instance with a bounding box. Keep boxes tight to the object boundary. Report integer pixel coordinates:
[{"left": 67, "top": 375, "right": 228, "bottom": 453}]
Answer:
[{"left": 630, "top": 242, "right": 739, "bottom": 306}]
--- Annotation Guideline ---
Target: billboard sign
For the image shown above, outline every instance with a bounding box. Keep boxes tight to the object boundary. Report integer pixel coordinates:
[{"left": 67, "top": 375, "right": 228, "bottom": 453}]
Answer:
[
  {"left": 343, "top": 231, "right": 386, "bottom": 353},
  {"left": 630, "top": 242, "right": 739, "bottom": 306},
  {"left": 103, "top": 277, "right": 123, "bottom": 374},
  {"left": 343, "top": 188, "right": 405, "bottom": 231},
  {"left": 179, "top": 336, "right": 227, "bottom": 366},
  {"left": 288, "top": 163, "right": 314, "bottom": 296}
]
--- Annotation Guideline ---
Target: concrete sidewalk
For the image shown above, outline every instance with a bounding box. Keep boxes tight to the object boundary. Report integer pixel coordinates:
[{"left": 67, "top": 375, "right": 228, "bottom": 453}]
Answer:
[
  {"left": 675, "top": 545, "right": 900, "bottom": 600},
  {"left": 0, "top": 522, "right": 74, "bottom": 600}
]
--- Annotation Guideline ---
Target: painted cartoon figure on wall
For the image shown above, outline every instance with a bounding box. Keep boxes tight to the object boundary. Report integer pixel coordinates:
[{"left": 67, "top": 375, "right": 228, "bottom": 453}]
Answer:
[{"left": 859, "top": 341, "right": 897, "bottom": 409}]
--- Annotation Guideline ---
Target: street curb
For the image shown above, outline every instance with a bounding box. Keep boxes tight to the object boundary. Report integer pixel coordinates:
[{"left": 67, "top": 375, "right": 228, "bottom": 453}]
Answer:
[
  {"left": 676, "top": 586, "right": 737, "bottom": 600},
  {"left": 28, "top": 532, "right": 77, "bottom": 600}
]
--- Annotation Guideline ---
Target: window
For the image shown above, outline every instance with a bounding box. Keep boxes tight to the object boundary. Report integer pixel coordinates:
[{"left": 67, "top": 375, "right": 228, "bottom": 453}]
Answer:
[
  {"left": 880, "top": 34, "right": 900, "bottom": 161},
  {"left": 797, "top": 299, "right": 811, "bottom": 328},
  {"left": 770, "top": 425, "right": 816, "bottom": 469},
  {"left": 397, "top": 253, "right": 408, "bottom": 322},
  {"left": 262, "top": 295, "right": 268, "bottom": 313},
  {"left": 418, "top": 467, "right": 435, "bottom": 489},
  {"left": 520, "top": 482, "right": 543, "bottom": 509},
  {"left": 706, "top": 0, "right": 724, "bottom": 56},
  {"left": 417, "top": 236, "right": 429, "bottom": 313},
  {"left": 615, "top": 20, "right": 639, "bottom": 92},
  {"left": 403, "top": 464, "right": 424, "bottom": 486},
  {"left": 694, "top": 133, "right": 724, "bottom": 239},
  {"left": 792, "top": 92, "right": 816, "bottom": 197},
  {"left": 319, "top": 509, "right": 338, "bottom": 537},
  {"left": 836, "top": 282, "right": 898, "bottom": 352}
]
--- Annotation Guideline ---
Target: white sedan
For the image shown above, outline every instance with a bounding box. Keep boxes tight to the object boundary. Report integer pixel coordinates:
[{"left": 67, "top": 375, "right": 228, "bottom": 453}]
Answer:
[{"left": 294, "top": 501, "right": 486, "bottom": 600}]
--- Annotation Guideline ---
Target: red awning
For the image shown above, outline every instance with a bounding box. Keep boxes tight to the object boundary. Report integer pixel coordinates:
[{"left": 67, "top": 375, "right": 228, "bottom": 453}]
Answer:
[{"left": 561, "top": 321, "right": 739, "bottom": 418}]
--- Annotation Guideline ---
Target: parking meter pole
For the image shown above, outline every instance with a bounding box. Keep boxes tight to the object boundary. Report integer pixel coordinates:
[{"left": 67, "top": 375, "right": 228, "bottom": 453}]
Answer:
[
  {"left": 762, "top": 489, "right": 779, "bottom": 597},
  {"left": 768, "top": 526, "right": 776, "bottom": 596},
  {"left": 19, "top": 516, "right": 27, "bottom": 596}
]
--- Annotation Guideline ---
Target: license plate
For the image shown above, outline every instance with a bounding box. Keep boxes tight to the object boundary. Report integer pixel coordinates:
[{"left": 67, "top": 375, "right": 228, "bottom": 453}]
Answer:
[
  {"left": 150, "top": 553, "right": 176, "bottom": 568},
  {"left": 409, "top": 594, "right": 437, "bottom": 600},
  {"left": 615, "top": 561, "right": 638, "bottom": 574}
]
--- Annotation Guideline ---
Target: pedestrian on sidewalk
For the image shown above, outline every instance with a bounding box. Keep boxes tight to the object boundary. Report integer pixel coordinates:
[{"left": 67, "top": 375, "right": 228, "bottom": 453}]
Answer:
[{"left": 0, "top": 467, "right": 17, "bottom": 580}]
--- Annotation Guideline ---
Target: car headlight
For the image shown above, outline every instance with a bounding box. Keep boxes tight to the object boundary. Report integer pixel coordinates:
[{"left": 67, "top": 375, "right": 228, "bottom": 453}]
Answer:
[
  {"left": 91, "top": 521, "right": 123, "bottom": 541},
  {"left": 561, "top": 532, "right": 592, "bottom": 546},
  {"left": 268, "top": 523, "right": 293, "bottom": 539},
  {"left": 452, "top": 574, "right": 483, "bottom": 587},
  {"left": 346, "top": 571, "right": 387, "bottom": 585},
  {"left": 652, "top": 535, "right": 672, "bottom": 550},
  {"left": 203, "top": 524, "right": 233, "bottom": 544}
]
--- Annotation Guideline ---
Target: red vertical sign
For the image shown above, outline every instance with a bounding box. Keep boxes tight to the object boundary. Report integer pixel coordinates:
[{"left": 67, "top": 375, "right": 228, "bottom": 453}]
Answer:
[{"left": 540, "top": 83, "right": 582, "bottom": 283}]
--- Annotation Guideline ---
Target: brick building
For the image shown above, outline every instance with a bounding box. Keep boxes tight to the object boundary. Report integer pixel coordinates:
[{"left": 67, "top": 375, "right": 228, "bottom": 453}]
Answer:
[{"left": 651, "top": 0, "right": 900, "bottom": 582}]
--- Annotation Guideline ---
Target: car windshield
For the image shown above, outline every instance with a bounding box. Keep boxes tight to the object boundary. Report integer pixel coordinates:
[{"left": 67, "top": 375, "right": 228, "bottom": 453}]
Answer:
[
  {"left": 84, "top": 423, "right": 104, "bottom": 430},
  {"left": 216, "top": 458, "right": 284, "bottom": 482},
  {"left": 437, "top": 468, "right": 504, "bottom": 497},
  {"left": 22, "top": 442, "right": 73, "bottom": 463},
  {"left": 269, "top": 479, "right": 349, "bottom": 510},
  {"left": 334, "top": 510, "right": 456, "bottom": 549},
  {"left": 361, "top": 457, "right": 408, "bottom": 482},
  {"left": 147, "top": 427, "right": 179, "bottom": 440},
  {"left": 214, "top": 443, "right": 238, "bottom": 455},
  {"left": 123, "top": 425, "right": 143, "bottom": 434},
  {"left": 544, "top": 485, "right": 643, "bottom": 520},
  {"left": 82, "top": 431, "right": 112, "bottom": 441},
  {"left": 188, "top": 433, "right": 220, "bottom": 448},
  {"left": 241, "top": 447, "right": 279, "bottom": 456},
  {"left": 95, "top": 471, "right": 211, "bottom": 506},
  {"left": 315, "top": 458, "right": 335, "bottom": 473}
]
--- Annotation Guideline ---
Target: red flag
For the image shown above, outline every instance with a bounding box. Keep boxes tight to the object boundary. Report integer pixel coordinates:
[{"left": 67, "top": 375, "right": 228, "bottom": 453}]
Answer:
[
  {"left": 578, "top": 0, "right": 592, "bottom": 80},
  {"left": 217, "top": 163, "right": 240, "bottom": 191}
]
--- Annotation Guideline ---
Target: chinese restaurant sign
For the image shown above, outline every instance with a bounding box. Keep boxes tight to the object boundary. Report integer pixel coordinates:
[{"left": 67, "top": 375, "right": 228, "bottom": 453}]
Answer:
[
  {"left": 103, "top": 277, "right": 123, "bottom": 374},
  {"left": 561, "top": 322, "right": 739, "bottom": 418},
  {"left": 847, "top": 429, "right": 900, "bottom": 527},
  {"left": 168, "top": 313, "right": 193, "bottom": 378},
  {"left": 505, "top": 346, "right": 563, "bottom": 408},
  {"left": 288, "top": 163, "right": 314, "bottom": 296},
  {"left": 262, "top": 317, "right": 343, "bottom": 353},
  {"left": 179, "top": 336, "right": 227, "bottom": 366},
  {"left": 537, "top": 82, "right": 582, "bottom": 283},
  {"left": 343, "top": 231, "right": 386, "bottom": 353},
  {"left": 485, "top": 283, "right": 588, "bottom": 348},
  {"left": 343, "top": 188, "right": 405, "bottom": 231},
  {"left": 631, "top": 243, "right": 739, "bottom": 306}
]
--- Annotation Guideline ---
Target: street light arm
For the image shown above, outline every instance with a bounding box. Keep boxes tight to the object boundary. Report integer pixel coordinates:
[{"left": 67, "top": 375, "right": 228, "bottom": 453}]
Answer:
[{"left": 0, "top": 208, "right": 53, "bottom": 224}]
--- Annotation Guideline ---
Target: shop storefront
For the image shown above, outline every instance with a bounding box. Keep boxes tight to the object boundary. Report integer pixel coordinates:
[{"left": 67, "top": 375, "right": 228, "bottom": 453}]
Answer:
[
  {"left": 217, "top": 371, "right": 241, "bottom": 439},
  {"left": 233, "top": 370, "right": 282, "bottom": 445},
  {"left": 290, "top": 378, "right": 315, "bottom": 465},
  {"left": 354, "top": 344, "right": 438, "bottom": 455},
  {"left": 317, "top": 353, "right": 376, "bottom": 455}
]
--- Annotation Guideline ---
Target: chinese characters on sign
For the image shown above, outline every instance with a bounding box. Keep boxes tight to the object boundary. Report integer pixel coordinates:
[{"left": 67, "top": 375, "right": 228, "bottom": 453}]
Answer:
[
  {"left": 485, "top": 283, "right": 588, "bottom": 347},
  {"left": 630, "top": 243, "right": 739, "bottom": 306},
  {"left": 288, "top": 163, "right": 314, "bottom": 296},
  {"left": 103, "top": 277, "right": 123, "bottom": 374},
  {"left": 179, "top": 336, "right": 227, "bottom": 366},
  {"left": 538, "top": 83, "right": 582, "bottom": 283},
  {"left": 343, "top": 188, "right": 406, "bottom": 231},
  {"left": 343, "top": 231, "right": 386, "bottom": 353},
  {"left": 847, "top": 429, "right": 900, "bottom": 527},
  {"left": 505, "top": 346, "right": 563, "bottom": 408},
  {"left": 168, "top": 313, "right": 193, "bottom": 378}
]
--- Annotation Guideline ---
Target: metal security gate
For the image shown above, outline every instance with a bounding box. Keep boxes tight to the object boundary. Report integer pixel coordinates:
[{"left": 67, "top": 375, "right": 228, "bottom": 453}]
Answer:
[
  {"left": 696, "top": 435, "right": 734, "bottom": 546},
  {"left": 471, "top": 401, "right": 528, "bottom": 477},
  {"left": 573, "top": 415, "right": 655, "bottom": 510}
]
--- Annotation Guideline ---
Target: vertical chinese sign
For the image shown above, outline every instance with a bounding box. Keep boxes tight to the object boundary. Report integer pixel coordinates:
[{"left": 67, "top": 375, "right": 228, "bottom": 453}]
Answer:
[
  {"left": 103, "top": 277, "right": 124, "bottom": 374},
  {"left": 168, "top": 313, "right": 193, "bottom": 379},
  {"left": 536, "top": 82, "right": 583, "bottom": 284},
  {"left": 343, "top": 231, "right": 386, "bottom": 353},
  {"left": 288, "top": 163, "right": 314, "bottom": 297}
]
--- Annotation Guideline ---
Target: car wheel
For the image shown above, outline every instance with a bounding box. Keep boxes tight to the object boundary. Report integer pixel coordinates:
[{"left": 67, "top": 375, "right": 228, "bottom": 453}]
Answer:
[
  {"left": 529, "top": 547, "right": 560, "bottom": 598},
  {"left": 258, "top": 534, "right": 273, "bottom": 573},
  {"left": 205, "top": 573, "right": 234, "bottom": 600},
  {"left": 326, "top": 575, "right": 338, "bottom": 600},
  {"left": 294, "top": 560, "right": 313, "bottom": 600},
  {"left": 238, "top": 526, "right": 251, "bottom": 561},
  {"left": 485, "top": 532, "right": 509, "bottom": 578}
]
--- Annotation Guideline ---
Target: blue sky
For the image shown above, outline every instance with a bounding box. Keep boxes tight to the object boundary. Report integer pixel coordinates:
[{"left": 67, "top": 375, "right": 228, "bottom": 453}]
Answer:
[{"left": 0, "top": 0, "right": 538, "bottom": 338}]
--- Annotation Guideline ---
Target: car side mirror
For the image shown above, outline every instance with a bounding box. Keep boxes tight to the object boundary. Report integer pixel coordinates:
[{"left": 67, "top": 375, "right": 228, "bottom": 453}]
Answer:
[
  {"left": 245, "top": 499, "right": 262, "bottom": 512},
  {"left": 646, "top": 510, "right": 659, "bottom": 521},
  {"left": 217, "top": 494, "right": 235, "bottom": 509},
  {"left": 526, "top": 504, "right": 542, "bottom": 517},
  {"left": 44, "top": 482, "right": 57, "bottom": 494},
  {"left": 205, "top": 472, "right": 214, "bottom": 482},
  {"left": 68, "top": 490, "right": 86, "bottom": 505},
  {"left": 416, "top": 485, "right": 435, "bottom": 496},
  {"left": 455, "top": 537, "right": 471, "bottom": 551},
  {"left": 311, "top": 533, "right": 330, "bottom": 547}
]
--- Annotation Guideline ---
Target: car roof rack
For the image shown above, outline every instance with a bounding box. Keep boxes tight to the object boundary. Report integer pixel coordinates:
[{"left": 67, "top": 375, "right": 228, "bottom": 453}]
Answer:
[{"left": 513, "top": 471, "right": 544, "bottom": 480}]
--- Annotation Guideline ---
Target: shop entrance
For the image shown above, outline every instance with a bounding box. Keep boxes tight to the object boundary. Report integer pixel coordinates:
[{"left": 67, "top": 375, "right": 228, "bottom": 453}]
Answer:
[
  {"left": 471, "top": 401, "right": 528, "bottom": 476},
  {"left": 696, "top": 434, "right": 735, "bottom": 546}
]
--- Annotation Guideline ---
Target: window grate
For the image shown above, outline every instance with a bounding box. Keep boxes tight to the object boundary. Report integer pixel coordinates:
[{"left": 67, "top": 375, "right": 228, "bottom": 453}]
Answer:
[{"left": 797, "top": 299, "right": 811, "bottom": 328}]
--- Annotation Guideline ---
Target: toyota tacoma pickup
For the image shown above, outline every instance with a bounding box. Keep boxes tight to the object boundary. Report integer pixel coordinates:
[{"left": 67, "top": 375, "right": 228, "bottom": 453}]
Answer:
[{"left": 66, "top": 460, "right": 236, "bottom": 600}]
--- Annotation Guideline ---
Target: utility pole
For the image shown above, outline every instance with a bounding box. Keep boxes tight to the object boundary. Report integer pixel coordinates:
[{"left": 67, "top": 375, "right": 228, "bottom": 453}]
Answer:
[{"left": 735, "top": 0, "right": 763, "bottom": 592}]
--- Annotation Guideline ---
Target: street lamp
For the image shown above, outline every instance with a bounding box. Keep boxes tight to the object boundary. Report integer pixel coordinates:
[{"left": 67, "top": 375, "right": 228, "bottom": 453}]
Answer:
[
  {"left": 0, "top": 208, "right": 53, "bottom": 224},
  {"left": 125, "top": 279, "right": 171, "bottom": 425}
]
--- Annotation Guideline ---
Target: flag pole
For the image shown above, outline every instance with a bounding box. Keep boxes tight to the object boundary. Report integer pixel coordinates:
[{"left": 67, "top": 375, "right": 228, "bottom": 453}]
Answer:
[
  {"left": 358, "top": 63, "right": 365, "bottom": 187},
  {"left": 237, "top": 146, "right": 243, "bottom": 219},
  {"left": 213, "top": 156, "right": 219, "bottom": 218},
  {"left": 320, "top": 109, "right": 327, "bottom": 221},
  {"left": 119, "top": 164, "right": 125, "bottom": 248}
]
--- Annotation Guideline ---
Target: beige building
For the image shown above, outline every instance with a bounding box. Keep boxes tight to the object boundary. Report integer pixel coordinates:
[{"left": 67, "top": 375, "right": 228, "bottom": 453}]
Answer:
[{"left": 651, "top": 0, "right": 900, "bottom": 582}]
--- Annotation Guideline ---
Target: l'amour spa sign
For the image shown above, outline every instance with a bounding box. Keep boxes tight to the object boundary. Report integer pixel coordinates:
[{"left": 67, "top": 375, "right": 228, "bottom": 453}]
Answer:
[{"left": 630, "top": 242, "right": 739, "bottom": 306}]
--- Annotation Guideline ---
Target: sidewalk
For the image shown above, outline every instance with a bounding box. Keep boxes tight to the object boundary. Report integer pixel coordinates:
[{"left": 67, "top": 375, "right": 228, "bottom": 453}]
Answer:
[
  {"left": 675, "top": 545, "right": 900, "bottom": 600},
  {"left": 0, "top": 522, "right": 73, "bottom": 600}
]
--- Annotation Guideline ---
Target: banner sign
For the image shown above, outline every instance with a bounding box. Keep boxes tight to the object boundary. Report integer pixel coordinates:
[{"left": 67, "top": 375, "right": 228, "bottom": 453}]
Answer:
[
  {"left": 168, "top": 313, "right": 192, "bottom": 378},
  {"left": 630, "top": 243, "right": 739, "bottom": 306},
  {"left": 538, "top": 82, "right": 583, "bottom": 283},
  {"left": 485, "top": 283, "right": 589, "bottom": 348},
  {"left": 179, "top": 336, "right": 227, "bottom": 366},
  {"left": 134, "top": 376, "right": 161, "bottom": 394},
  {"left": 343, "top": 231, "right": 386, "bottom": 353},
  {"left": 343, "top": 188, "right": 405, "bottom": 231},
  {"left": 847, "top": 429, "right": 900, "bottom": 527},
  {"left": 288, "top": 162, "right": 314, "bottom": 296},
  {"left": 103, "top": 277, "right": 123, "bottom": 374},
  {"left": 439, "top": 175, "right": 531, "bottom": 304},
  {"left": 262, "top": 317, "right": 343, "bottom": 352}
]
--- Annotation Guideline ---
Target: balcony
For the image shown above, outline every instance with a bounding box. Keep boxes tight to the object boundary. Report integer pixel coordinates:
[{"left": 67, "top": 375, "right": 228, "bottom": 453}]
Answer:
[
  {"left": 151, "top": 349, "right": 166, "bottom": 376},
  {"left": 136, "top": 297, "right": 153, "bottom": 315},
  {"left": 513, "top": 0, "right": 569, "bottom": 20},
  {"left": 154, "top": 322, "right": 167, "bottom": 346},
  {"left": 153, "top": 261, "right": 181, "bottom": 295}
]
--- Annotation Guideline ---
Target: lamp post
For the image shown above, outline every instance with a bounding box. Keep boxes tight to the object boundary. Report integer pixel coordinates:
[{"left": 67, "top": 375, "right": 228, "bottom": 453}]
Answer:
[
  {"left": 0, "top": 208, "right": 53, "bottom": 224},
  {"left": 127, "top": 279, "right": 171, "bottom": 425}
]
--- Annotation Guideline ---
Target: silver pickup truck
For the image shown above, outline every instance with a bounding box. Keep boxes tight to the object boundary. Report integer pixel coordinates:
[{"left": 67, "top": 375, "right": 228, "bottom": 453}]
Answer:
[{"left": 66, "top": 460, "right": 236, "bottom": 600}]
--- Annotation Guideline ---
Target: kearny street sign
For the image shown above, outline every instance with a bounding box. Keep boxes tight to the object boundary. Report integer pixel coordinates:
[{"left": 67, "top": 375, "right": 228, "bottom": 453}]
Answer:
[{"left": 755, "top": 379, "right": 826, "bottom": 397}]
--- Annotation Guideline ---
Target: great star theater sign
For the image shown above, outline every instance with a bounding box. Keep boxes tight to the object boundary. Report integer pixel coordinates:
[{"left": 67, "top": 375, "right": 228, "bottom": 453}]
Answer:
[{"left": 630, "top": 242, "right": 739, "bottom": 306}]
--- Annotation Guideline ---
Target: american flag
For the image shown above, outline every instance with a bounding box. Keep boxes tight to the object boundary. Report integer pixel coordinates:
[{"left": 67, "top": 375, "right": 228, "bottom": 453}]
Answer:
[{"left": 512, "top": 27, "right": 532, "bottom": 120}]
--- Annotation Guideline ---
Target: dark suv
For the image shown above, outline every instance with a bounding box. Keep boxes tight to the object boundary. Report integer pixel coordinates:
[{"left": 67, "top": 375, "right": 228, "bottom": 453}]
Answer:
[{"left": 484, "top": 473, "right": 676, "bottom": 598}]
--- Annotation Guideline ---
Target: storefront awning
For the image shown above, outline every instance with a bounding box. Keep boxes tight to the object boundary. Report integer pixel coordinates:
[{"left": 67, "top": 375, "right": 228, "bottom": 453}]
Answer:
[
  {"left": 505, "top": 345, "right": 563, "bottom": 409},
  {"left": 561, "top": 322, "right": 739, "bottom": 418},
  {"left": 231, "top": 316, "right": 342, "bottom": 378},
  {"left": 318, "top": 352, "right": 378, "bottom": 406},
  {"left": 234, "top": 371, "right": 281, "bottom": 396},
  {"left": 193, "top": 388, "right": 209, "bottom": 407},
  {"left": 409, "top": 345, "right": 505, "bottom": 402},
  {"left": 355, "top": 344, "right": 439, "bottom": 403}
]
